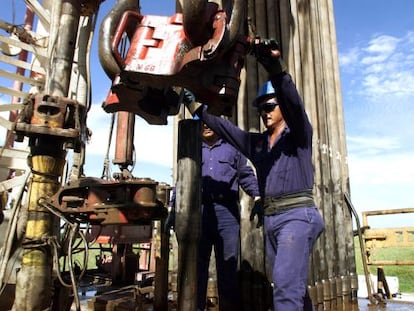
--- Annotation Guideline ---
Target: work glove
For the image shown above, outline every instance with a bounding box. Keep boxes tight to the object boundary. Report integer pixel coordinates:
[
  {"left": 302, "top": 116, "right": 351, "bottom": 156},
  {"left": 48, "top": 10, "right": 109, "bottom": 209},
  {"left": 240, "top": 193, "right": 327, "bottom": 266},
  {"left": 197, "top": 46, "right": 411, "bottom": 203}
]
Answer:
[
  {"left": 251, "top": 38, "right": 287, "bottom": 76},
  {"left": 249, "top": 197, "right": 264, "bottom": 228},
  {"left": 180, "top": 88, "right": 203, "bottom": 117}
]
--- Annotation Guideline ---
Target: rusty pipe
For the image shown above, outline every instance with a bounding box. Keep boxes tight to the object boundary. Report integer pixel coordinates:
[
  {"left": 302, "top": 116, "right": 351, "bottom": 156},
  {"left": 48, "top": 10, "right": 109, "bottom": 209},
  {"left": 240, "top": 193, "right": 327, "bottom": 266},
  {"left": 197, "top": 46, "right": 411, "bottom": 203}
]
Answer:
[
  {"left": 113, "top": 111, "right": 135, "bottom": 169},
  {"left": 182, "top": 0, "right": 245, "bottom": 49},
  {"left": 224, "top": 0, "right": 245, "bottom": 47},
  {"left": 181, "top": 0, "right": 208, "bottom": 46},
  {"left": 98, "top": 0, "right": 139, "bottom": 80}
]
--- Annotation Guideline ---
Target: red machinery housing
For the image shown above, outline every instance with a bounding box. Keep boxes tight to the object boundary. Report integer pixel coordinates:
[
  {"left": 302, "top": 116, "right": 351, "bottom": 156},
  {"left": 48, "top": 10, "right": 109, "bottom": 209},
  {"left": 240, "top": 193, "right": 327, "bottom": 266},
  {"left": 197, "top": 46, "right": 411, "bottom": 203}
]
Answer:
[{"left": 101, "top": 8, "right": 249, "bottom": 124}]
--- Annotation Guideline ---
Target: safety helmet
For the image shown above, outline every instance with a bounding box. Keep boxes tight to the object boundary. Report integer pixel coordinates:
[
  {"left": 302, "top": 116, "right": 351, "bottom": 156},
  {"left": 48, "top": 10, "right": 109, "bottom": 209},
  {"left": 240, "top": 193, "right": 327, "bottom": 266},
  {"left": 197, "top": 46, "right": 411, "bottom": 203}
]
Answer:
[{"left": 253, "top": 80, "right": 276, "bottom": 106}]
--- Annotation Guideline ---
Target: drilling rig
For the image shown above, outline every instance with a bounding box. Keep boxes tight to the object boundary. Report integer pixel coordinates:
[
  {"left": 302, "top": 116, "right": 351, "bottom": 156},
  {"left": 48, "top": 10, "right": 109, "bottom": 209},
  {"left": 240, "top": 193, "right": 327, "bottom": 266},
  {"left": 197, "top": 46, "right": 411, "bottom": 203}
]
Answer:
[
  {"left": 0, "top": 0, "right": 369, "bottom": 310},
  {"left": 0, "top": 0, "right": 250, "bottom": 310}
]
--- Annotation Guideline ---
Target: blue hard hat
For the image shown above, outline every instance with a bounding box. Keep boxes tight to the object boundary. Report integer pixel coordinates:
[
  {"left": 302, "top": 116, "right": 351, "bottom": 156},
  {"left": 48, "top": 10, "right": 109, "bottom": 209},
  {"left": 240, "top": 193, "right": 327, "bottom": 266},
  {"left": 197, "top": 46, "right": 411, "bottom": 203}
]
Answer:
[{"left": 253, "top": 80, "right": 276, "bottom": 106}]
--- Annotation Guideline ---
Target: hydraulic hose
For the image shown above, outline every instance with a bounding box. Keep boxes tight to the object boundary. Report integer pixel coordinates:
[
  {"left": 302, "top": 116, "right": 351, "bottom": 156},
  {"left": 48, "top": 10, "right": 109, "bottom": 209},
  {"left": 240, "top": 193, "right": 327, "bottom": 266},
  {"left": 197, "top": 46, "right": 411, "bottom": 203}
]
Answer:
[{"left": 98, "top": 0, "right": 139, "bottom": 79}]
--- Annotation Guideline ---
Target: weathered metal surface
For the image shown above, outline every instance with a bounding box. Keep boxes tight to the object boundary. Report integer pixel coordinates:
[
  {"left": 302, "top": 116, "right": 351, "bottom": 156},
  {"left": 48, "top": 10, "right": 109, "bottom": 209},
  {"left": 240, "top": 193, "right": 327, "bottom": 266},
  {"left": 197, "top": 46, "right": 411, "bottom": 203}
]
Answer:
[
  {"left": 98, "top": 0, "right": 140, "bottom": 79},
  {"left": 13, "top": 153, "right": 66, "bottom": 311},
  {"left": 47, "top": 0, "right": 81, "bottom": 97},
  {"left": 45, "top": 177, "right": 166, "bottom": 225},
  {"left": 175, "top": 119, "right": 202, "bottom": 311},
  {"left": 113, "top": 111, "right": 135, "bottom": 167},
  {"left": 87, "top": 224, "right": 153, "bottom": 244},
  {"left": 101, "top": 5, "right": 249, "bottom": 123}
]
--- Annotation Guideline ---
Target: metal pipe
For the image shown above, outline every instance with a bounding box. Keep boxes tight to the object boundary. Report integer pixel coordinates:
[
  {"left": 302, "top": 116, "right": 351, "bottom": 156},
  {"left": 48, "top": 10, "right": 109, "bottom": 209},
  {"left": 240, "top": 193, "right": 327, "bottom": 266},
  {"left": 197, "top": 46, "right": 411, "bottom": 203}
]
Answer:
[
  {"left": 12, "top": 152, "right": 66, "bottom": 311},
  {"left": 182, "top": 0, "right": 245, "bottom": 49},
  {"left": 181, "top": 0, "right": 208, "bottom": 46},
  {"left": 98, "top": 0, "right": 139, "bottom": 80},
  {"left": 13, "top": 1, "right": 80, "bottom": 309},
  {"left": 113, "top": 111, "right": 135, "bottom": 169},
  {"left": 344, "top": 193, "right": 377, "bottom": 304},
  {"left": 47, "top": 0, "right": 82, "bottom": 97},
  {"left": 175, "top": 119, "right": 201, "bottom": 311},
  {"left": 223, "top": 0, "right": 245, "bottom": 48}
]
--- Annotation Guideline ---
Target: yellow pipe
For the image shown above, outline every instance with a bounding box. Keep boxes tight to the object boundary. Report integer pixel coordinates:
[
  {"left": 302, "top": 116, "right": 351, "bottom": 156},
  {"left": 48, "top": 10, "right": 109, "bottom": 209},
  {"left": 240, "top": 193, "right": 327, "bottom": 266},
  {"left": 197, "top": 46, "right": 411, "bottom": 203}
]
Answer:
[{"left": 14, "top": 154, "right": 66, "bottom": 310}]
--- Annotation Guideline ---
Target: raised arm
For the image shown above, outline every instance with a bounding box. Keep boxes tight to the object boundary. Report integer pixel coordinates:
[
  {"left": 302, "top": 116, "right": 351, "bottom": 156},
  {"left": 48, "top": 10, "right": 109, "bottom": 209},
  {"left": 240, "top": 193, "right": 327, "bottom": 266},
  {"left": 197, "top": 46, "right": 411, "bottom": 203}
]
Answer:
[
  {"left": 272, "top": 73, "right": 312, "bottom": 145},
  {"left": 253, "top": 43, "right": 312, "bottom": 145}
]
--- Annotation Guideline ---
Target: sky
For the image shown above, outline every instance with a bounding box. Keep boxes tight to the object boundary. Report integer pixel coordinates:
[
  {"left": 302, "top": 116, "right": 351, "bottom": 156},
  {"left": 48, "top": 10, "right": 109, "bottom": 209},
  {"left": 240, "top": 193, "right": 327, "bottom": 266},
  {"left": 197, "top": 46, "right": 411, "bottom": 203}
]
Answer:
[
  {"left": 0, "top": 1, "right": 413, "bottom": 228},
  {"left": 334, "top": 0, "right": 414, "bottom": 227}
]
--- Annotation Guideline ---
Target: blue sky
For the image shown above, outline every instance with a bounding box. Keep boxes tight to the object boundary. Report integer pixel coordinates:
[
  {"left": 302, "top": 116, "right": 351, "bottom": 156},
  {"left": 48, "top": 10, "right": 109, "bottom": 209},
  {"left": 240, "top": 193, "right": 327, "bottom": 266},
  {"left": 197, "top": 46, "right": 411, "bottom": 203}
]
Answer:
[
  {"left": 1, "top": 1, "right": 413, "bottom": 227},
  {"left": 334, "top": 0, "right": 414, "bottom": 226}
]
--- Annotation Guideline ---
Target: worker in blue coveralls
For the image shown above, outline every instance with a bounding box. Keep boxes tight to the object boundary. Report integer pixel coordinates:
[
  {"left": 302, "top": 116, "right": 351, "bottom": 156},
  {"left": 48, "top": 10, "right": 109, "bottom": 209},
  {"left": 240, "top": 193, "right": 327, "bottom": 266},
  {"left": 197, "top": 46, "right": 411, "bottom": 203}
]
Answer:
[
  {"left": 183, "top": 43, "right": 325, "bottom": 310},
  {"left": 197, "top": 123, "right": 261, "bottom": 311},
  {"left": 167, "top": 124, "right": 261, "bottom": 311}
]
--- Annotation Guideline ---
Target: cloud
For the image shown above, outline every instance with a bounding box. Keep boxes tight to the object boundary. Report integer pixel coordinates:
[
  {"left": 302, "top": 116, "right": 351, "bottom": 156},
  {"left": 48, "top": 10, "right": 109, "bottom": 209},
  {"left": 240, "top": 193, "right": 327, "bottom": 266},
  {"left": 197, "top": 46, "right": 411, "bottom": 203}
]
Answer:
[
  {"left": 347, "top": 149, "right": 414, "bottom": 218},
  {"left": 346, "top": 135, "right": 414, "bottom": 185},
  {"left": 341, "top": 30, "right": 414, "bottom": 138},
  {"left": 346, "top": 135, "right": 400, "bottom": 156},
  {"left": 351, "top": 152, "right": 414, "bottom": 184},
  {"left": 340, "top": 32, "right": 414, "bottom": 99},
  {"left": 340, "top": 30, "right": 414, "bottom": 216},
  {"left": 346, "top": 132, "right": 414, "bottom": 227},
  {"left": 338, "top": 47, "right": 360, "bottom": 69},
  {"left": 361, "top": 35, "right": 399, "bottom": 64}
]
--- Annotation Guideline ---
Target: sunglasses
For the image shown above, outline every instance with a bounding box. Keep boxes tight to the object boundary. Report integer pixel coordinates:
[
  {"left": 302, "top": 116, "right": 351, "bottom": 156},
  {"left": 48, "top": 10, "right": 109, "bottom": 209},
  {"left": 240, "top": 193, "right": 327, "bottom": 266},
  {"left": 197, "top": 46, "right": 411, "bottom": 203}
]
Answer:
[{"left": 258, "top": 102, "right": 279, "bottom": 113}]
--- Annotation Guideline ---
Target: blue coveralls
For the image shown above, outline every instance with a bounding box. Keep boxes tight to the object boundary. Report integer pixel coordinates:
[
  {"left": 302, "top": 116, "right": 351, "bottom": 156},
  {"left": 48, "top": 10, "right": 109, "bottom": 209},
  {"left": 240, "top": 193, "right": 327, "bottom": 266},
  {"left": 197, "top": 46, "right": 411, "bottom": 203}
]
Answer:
[
  {"left": 200, "top": 73, "right": 325, "bottom": 311},
  {"left": 198, "top": 138, "right": 259, "bottom": 311}
]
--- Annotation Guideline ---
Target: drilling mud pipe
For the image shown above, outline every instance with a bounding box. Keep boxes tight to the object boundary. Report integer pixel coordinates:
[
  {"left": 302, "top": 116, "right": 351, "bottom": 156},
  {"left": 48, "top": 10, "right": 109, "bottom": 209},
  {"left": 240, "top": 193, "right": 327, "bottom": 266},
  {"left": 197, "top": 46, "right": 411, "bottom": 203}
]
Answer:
[
  {"left": 98, "top": 0, "right": 139, "bottom": 80},
  {"left": 13, "top": 153, "right": 66, "bottom": 311}
]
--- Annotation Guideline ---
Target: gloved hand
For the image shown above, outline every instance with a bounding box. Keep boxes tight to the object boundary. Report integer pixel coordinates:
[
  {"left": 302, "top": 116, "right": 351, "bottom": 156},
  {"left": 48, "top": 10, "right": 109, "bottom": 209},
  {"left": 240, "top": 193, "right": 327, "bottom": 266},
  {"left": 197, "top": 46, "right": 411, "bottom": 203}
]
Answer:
[
  {"left": 249, "top": 197, "right": 264, "bottom": 228},
  {"left": 251, "top": 38, "right": 287, "bottom": 76},
  {"left": 181, "top": 88, "right": 203, "bottom": 116}
]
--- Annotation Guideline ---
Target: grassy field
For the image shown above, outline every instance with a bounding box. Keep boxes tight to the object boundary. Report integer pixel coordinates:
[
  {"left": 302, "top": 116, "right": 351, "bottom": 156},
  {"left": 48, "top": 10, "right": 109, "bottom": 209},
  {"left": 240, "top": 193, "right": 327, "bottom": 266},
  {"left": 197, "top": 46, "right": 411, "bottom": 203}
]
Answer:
[{"left": 354, "top": 238, "right": 414, "bottom": 293}]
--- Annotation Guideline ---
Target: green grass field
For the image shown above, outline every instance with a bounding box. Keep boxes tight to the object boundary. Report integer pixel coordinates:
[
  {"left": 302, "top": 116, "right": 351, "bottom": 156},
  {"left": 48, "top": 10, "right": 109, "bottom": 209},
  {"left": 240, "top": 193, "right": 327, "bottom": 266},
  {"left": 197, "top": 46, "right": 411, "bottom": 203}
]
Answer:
[{"left": 354, "top": 238, "right": 414, "bottom": 293}]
